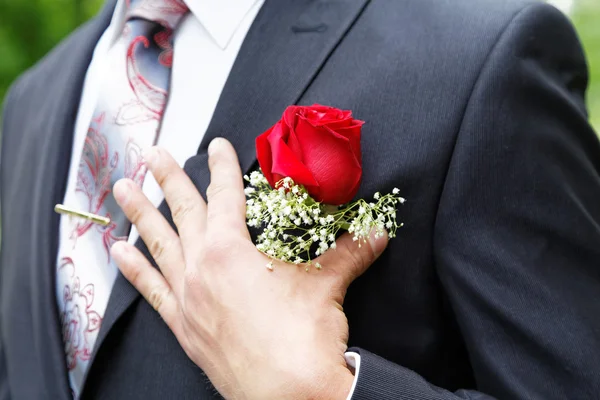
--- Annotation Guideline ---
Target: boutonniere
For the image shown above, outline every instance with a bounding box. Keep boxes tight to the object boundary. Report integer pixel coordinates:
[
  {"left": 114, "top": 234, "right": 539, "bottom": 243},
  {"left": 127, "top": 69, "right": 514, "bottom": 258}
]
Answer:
[{"left": 245, "top": 104, "right": 405, "bottom": 270}]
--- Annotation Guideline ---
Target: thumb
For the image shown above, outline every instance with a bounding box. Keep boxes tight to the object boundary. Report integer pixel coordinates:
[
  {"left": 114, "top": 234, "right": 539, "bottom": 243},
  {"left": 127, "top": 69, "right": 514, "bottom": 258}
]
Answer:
[{"left": 316, "top": 228, "right": 389, "bottom": 292}]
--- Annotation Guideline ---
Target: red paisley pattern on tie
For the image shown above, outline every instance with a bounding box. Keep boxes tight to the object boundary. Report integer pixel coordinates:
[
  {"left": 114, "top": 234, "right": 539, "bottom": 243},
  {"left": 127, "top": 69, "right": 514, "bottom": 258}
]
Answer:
[
  {"left": 58, "top": 258, "right": 102, "bottom": 370},
  {"left": 58, "top": 0, "right": 190, "bottom": 388},
  {"left": 126, "top": 36, "right": 168, "bottom": 117},
  {"left": 127, "top": 0, "right": 188, "bottom": 28},
  {"left": 73, "top": 113, "right": 118, "bottom": 243},
  {"left": 98, "top": 219, "right": 128, "bottom": 262},
  {"left": 124, "top": 139, "right": 148, "bottom": 185},
  {"left": 155, "top": 29, "right": 175, "bottom": 67}
]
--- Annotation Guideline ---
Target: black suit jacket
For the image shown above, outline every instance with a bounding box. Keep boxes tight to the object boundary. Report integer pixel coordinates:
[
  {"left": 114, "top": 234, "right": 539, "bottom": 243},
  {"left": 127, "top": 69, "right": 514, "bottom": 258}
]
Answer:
[{"left": 2, "top": 0, "right": 600, "bottom": 398}]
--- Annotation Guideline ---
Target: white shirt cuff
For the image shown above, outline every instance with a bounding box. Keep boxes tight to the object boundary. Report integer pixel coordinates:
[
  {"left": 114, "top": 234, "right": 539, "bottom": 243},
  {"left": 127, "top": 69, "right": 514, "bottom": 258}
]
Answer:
[{"left": 344, "top": 351, "right": 361, "bottom": 400}]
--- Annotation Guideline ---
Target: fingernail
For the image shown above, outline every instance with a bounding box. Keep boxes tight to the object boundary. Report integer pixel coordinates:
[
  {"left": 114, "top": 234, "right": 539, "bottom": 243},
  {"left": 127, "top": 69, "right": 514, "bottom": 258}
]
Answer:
[
  {"left": 208, "top": 138, "right": 224, "bottom": 156},
  {"left": 143, "top": 147, "right": 158, "bottom": 165},
  {"left": 113, "top": 179, "right": 132, "bottom": 205},
  {"left": 368, "top": 229, "right": 388, "bottom": 258}
]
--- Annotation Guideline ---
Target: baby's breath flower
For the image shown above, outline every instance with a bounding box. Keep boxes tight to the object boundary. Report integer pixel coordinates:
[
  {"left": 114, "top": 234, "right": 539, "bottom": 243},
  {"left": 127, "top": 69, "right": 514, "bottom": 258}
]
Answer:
[{"left": 244, "top": 170, "right": 404, "bottom": 270}]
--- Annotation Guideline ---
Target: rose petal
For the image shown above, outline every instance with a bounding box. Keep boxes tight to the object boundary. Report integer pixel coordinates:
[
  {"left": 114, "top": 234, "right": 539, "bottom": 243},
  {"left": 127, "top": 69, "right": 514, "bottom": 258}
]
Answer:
[
  {"left": 302, "top": 104, "right": 345, "bottom": 126},
  {"left": 286, "top": 127, "right": 304, "bottom": 162},
  {"left": 294, "top": 117, "right": 362, "bottom": 204},
  {"left": 323, "top": 116, "right": 357, "bottom": 130},
  {"left": 255, "top": 124, "right": 276, "bottom": 186},
  {"left": 267, "top": 121, "right": 319, "bottom": 190},
  {"left": 333, "top": 122, "right": 363, "bottom": 162},
  {"left": 283, "top": 106, "right": 300, "bottom": 129}
]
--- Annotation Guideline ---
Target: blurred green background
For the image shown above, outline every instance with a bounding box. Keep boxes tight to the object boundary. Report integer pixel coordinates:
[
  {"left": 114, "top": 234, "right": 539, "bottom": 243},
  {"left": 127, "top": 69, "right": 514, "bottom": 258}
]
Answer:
[
  {"left": 0, "top": 0, "right": 599, "bottom": 131},
  {"left": 0, "top": 0, "right": 104, "bottom": 100},
  {"left": 571, "top": 0, "right": 600, "bottom": 130}
]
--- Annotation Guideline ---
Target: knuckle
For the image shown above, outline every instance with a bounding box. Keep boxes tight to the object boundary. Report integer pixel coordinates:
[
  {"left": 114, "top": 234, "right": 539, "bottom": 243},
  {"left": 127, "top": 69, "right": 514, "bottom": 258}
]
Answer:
[
  {"left": 148, "top": 237, "right": 168, "bottom": 263},
  {"left": 202, "top": 246, "right": 223, "bottom": 265},
  {"left": 154, "top": 168, "right": 173, "bottom": 188},
  {"left": 183, "top": 267, "right": 201, "bottom": 289},
  {"left": 202, "top": 239, "right": 233, "bottom": 265},
  {"left": 338, "top": 238, "right": 364, "bottom": 270},
  {"left": 323, "top": 237, "right": 370, "bottom": 292},
  {"left": 170, "top": 198, "right": 198, "bottom": 223},
  {"left": 128, "top": 264, "right": 143, "bottom": 287},
  {"left": 127, "top": 201, "right": 144, "bottom": 224},
  {"left": 147, "top": 285, "right": 169, "bottom": 312},
  {"left": 206, "top": 182, "right": 227, "bottom": 200}
]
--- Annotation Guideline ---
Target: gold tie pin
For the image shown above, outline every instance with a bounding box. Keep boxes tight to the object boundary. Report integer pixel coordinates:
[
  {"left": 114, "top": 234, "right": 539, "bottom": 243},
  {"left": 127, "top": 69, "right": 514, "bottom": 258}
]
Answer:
[{"left": 54, "top": 204, "right": 110, "bottom": 227}]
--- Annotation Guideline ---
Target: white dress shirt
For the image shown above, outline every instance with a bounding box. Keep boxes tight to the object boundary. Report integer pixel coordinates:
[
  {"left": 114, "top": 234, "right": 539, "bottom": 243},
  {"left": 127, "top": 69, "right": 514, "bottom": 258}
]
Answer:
[{"left": 61, "top": 0, "right": 360, "bottom": 397}]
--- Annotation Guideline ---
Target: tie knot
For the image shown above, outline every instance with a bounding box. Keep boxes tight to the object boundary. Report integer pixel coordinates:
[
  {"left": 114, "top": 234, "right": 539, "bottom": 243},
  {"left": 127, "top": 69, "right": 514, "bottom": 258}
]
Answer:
[{"left": 126, "top": 0, "right": 189, "bottom": 30}]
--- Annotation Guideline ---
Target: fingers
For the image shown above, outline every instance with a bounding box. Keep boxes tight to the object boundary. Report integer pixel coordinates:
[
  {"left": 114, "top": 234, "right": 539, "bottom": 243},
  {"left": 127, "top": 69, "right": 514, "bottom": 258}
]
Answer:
[
  {"left": 114, "top": 178, "right": 185, "bottom": 295},
  {"left": 144, "top": 147, "right": 207, "bottom": 254},
  {"left": 111, "top": 241, "right": 182, "bottom": 335},
  {"left": 206, "top": 138, "right": 249, "bottom": 236},
  {"left": 316, "top": 229, "right": 388, "bottom": 297}
]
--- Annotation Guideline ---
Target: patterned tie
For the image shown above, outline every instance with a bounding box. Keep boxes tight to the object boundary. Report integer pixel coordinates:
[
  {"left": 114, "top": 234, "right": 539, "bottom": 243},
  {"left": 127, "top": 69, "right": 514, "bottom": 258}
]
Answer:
[{"left": 55, "top": 0, "right": 189, "bottom": 396}]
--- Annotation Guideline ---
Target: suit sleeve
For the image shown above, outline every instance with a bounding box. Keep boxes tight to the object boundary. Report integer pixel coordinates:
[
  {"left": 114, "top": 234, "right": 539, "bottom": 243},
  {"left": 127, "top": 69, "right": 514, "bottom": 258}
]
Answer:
[
  {"left": 350, "top": 3, "right": 600, "bottom": 399},
  {"left": 0, "top": 86, "right": 14, "bottom": 400},
  {"left": 0, "top": 345, "right": 9, "bottom": 400}
]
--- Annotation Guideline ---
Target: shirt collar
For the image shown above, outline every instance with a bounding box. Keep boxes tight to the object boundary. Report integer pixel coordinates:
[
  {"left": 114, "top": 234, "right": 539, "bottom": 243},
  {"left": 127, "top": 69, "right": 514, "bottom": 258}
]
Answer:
[
  {"left": 186, "top": 0, "right": 261, "bottom": 49},
  {"left": 108, "top": 0, "right": 260, "bottom": 50}
]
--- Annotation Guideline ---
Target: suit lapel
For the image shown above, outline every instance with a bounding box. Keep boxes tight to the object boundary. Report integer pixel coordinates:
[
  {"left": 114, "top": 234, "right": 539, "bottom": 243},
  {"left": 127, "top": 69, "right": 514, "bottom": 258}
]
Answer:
[
  {"left": 90, "top": 0, "right": 369, "bottom": 378},
  {"left": 189, "top": 0, "right": 372, "bottom": 193},
  {"left": 26, "top": 1, "right": 117, "bottom": 398}
]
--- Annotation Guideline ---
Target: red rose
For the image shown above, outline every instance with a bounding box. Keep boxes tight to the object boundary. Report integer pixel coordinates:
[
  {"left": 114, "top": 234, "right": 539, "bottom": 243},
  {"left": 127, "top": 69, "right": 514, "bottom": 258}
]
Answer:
[{"left": 255, "top": 105, "right": 364, "bottom": 205}]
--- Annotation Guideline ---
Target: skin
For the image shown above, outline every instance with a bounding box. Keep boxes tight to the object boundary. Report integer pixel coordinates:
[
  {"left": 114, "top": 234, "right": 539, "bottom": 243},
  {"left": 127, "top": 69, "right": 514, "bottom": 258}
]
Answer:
[{"left": 110, "top": 137, "right": 388, "bottom": 399}]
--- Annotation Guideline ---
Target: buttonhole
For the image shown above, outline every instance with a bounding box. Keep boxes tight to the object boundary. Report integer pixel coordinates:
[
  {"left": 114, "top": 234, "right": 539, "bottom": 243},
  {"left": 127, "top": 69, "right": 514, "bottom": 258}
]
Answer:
[{"left": 291, "top": 23, "right": 328, "bottom": 34}]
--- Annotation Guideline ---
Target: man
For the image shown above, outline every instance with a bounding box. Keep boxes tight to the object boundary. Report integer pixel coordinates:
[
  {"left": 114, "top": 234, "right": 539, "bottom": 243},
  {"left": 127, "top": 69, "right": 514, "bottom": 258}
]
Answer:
[{"left": 1, "top": 0, "right": 599, "bottom": 398}]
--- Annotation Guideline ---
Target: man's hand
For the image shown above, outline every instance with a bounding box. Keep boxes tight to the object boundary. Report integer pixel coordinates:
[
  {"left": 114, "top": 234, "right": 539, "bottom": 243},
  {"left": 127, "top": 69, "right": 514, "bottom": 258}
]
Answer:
[{"left": 110, "top": 138, "right": 388, "bottom": 400}]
